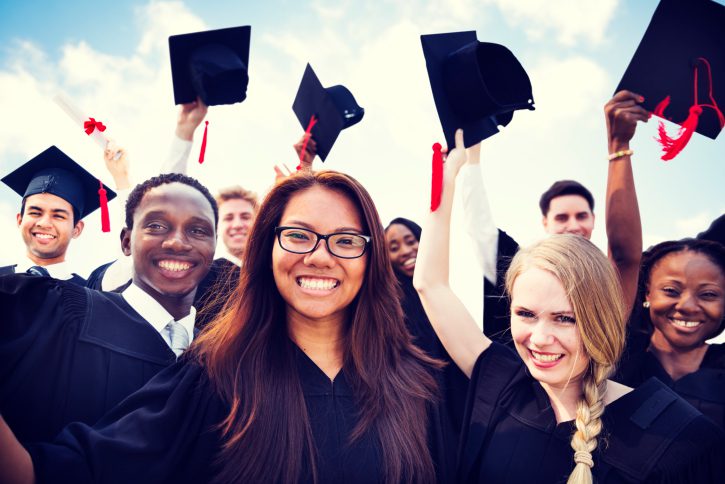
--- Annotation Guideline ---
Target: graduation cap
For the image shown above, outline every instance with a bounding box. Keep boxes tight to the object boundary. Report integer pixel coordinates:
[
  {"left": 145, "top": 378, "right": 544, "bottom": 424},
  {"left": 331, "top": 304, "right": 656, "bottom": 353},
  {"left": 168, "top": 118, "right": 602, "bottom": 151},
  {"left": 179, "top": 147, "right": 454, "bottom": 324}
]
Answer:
[
  {"left": 169, "top": 26, "right": 251, "bottom": 106},
  {"left": 292, "top": 64, "right": 365, "bottom": 162},
  {"left": 1, "top": 146, "right": 117, "bottom": 231},
  {"left": 421, "top": 31, "right": 535, "bottom": 150},
  {"left": 616, "top": 0, "right": 725, "bottom": 160}
]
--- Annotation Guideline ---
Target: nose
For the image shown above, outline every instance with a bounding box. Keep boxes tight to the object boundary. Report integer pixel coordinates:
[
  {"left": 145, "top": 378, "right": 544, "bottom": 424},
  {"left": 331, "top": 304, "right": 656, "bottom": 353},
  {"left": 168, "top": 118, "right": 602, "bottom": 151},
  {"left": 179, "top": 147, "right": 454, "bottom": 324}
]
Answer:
[
  {"left": 529, "top": 321, "right": 554, "bottom": 347},
  {"left": 675, "top": 291, "right": 699, "bottom": 315},
  {"left": 303, "top": 239, "right": 335, "bottom": 268},
  {"left": 161, "top": 229, "right": 192, "bottom": 252},
  {"left": 34, "top": 213, "right": 53, "bottom": 228},
  {"left": 230, "top": 216, "right": 244, "bottom": 229}
]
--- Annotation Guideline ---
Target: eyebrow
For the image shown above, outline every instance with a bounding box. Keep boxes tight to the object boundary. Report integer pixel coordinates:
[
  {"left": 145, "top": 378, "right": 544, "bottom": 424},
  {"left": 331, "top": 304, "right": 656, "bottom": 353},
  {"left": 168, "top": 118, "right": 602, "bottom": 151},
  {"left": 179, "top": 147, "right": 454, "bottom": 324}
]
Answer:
[
  {"left": 141, "top": 211, "right": 213, "bottom": 226},
  {"left": 28, "top": 205, "right": 71, "bottom": 215},
  {"left": 283, "top": 220, "right": 364, "bottom": 233}
]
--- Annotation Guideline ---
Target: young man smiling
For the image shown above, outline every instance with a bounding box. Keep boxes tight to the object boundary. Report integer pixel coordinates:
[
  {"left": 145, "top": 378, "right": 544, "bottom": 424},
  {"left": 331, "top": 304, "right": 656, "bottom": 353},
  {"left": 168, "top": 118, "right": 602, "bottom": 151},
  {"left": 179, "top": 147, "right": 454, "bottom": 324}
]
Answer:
[
  {"left": 1, "top": 146, "right": 117, "bottom": 284},
  {"left": 0, "top": 173, "right": 217, "bottom": 445}
]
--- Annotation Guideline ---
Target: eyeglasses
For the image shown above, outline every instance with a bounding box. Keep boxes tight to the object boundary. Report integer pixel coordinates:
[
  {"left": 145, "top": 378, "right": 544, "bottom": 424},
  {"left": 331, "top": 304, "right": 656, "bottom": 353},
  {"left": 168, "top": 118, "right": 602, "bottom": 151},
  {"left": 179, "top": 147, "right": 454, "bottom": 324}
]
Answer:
[{"left": 274, "top": 226, "right": 370, "bottom": 259}]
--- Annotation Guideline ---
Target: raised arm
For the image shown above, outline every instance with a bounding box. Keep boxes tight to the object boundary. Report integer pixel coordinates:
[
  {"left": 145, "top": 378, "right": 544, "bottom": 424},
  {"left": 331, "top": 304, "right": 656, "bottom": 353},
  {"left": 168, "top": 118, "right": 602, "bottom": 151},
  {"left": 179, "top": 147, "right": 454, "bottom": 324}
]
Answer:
[
  {"left": 604, "top": 90, "right": 647, "bottom": 311},
  {"left": 163, "top": 97, "right": 208, "bottom": 174},
  {"left": 413, "top": 130, "right": 491, "bottom": 377},
  {"left": 0, "top": 416, "right": 34, "bottom": 484},
  {"left": 460, "top": 142, "right": 499, "bottom": 285}
]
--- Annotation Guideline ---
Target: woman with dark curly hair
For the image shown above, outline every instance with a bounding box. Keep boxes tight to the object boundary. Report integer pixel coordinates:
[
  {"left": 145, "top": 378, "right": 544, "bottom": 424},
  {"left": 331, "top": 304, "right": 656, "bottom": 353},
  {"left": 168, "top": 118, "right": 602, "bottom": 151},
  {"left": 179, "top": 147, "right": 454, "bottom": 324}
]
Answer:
[
  {"left": 615, "top": 238, "right": 725, "bottom": 429},
  {"left": 0, "top": 170, "right": 451, "bottom": 484}
]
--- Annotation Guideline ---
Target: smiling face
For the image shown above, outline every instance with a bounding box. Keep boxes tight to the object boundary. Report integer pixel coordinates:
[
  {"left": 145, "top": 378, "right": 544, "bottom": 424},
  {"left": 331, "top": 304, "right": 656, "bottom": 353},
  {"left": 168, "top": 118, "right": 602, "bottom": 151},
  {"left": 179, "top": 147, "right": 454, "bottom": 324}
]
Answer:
[
  {"left": 385, "top": 223, "right": 419, "bottom": 277},
  {"left": 219, "top": 198, "right": 256, "bottom": 258},
  {"left": 510, "top": 267, "right": 589, "bottom": 391},
  {"left": 273, "top": 186, "right": 367, "bottom": 328},
  {"left": 122, "top": 182, "right": 216, "bottom": 306},
  {"left": 542, "top": 195, "right": 594, "bottom": 239},
  {"left": 647, "top": 250, "right": 725, "bottom": 350},
  {"left": 16, "top": 192, "right": 84, "bottom": 265}
]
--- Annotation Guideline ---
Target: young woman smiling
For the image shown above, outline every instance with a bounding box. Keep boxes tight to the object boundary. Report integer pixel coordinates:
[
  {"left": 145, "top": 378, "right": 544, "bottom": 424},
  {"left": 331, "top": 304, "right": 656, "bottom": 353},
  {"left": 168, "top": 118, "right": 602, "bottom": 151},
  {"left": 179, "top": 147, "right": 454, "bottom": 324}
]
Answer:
[
  {"left": 413, "top": 130, "right": 724, "bottom": 483},
  {"left": 615, "top": 238, "right": 725, "bottom": 430},
  {"left": 0, "top": 171, "right": 451, "bottom": 484}
]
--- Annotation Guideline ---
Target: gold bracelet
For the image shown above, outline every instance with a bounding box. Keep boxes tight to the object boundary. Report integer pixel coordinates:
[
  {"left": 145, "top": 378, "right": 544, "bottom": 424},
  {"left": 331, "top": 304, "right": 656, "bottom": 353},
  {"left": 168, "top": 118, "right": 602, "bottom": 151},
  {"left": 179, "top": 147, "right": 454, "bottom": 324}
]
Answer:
[{"left": 608, "top": 149, "right": 633, "bottom": 161}]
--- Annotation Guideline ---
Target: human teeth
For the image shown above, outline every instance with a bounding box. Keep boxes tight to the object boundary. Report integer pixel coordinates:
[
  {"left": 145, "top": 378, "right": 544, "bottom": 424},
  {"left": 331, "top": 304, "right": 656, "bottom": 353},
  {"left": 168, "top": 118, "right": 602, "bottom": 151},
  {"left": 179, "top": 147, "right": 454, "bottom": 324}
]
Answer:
[
  {"left": 298, "top": 277, "right": 338, "bottom": 290},
  {"left": 531, "top": 351, "right": 563, "bottom": 362},
  {"left": 403, "top": 258, "right": 416, "bottom": 268},
  {"left": 672, "top": 319, "right": 700, "bottom": 328},
  {"left": 34, "top": 234, "right": 55, "bottom": 239},
  {"left": 158, "top": 260, "right": 192, "bottom": 272}
]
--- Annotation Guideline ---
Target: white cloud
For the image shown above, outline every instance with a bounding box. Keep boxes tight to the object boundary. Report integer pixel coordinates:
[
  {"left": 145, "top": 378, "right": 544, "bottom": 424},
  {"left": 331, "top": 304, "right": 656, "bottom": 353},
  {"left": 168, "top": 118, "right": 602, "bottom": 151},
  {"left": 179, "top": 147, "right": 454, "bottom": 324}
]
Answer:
[{"left": 488, "top": 0, "right": 620, "bottom": 46}]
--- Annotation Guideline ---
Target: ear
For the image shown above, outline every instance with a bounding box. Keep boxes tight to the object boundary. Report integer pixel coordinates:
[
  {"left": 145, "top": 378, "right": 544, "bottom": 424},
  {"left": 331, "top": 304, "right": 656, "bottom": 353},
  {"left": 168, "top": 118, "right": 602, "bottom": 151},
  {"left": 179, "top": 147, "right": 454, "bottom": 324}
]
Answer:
[
  {"left": 16, "top": 213, "right": 22, "bottom": 227},
  {"left": 72, "top": 220, "right": 85, "bottom": 239},
  {"left": 541, "top": 216, "right": 548, "bottom": 230},
  {"left": 121, "top": 227, "right": 132, "bottom": 256}
]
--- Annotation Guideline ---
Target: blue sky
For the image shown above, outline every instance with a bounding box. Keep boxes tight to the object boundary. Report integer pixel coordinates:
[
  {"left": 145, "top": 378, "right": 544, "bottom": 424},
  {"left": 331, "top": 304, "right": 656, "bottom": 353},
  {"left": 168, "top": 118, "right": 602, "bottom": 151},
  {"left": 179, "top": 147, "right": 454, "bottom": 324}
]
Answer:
[{"left": 0, "top": 0, "right": 722, "bottom": 321}]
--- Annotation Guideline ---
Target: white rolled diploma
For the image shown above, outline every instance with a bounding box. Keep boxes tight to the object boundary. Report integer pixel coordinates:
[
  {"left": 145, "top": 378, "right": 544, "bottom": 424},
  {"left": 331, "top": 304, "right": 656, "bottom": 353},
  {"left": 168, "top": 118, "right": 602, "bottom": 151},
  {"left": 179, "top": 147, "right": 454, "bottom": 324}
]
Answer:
[{"left": 53, "top": 92, "right": 111, "bottom": 151}]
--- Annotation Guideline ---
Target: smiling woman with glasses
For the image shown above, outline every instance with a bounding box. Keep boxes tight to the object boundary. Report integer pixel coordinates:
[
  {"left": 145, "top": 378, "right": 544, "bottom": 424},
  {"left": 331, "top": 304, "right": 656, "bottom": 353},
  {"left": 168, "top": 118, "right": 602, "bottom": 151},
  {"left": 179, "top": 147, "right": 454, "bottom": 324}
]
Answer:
[{"left": 0, "top": 170, "right": 453, "bottom": 484}]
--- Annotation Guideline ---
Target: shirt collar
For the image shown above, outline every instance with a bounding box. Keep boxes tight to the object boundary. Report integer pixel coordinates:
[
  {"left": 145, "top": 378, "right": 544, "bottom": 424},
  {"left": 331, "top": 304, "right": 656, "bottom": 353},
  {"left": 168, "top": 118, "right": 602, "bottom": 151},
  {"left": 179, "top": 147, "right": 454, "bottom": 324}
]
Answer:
[
  {"left": 122, "top": 283, "right": 197, "bottom": 342},
  {"left": 16, "top": 256, "right": 75, "bottom": 280},
  {"left": 216, "top": 246, "right": 242, "bottom": 267}
]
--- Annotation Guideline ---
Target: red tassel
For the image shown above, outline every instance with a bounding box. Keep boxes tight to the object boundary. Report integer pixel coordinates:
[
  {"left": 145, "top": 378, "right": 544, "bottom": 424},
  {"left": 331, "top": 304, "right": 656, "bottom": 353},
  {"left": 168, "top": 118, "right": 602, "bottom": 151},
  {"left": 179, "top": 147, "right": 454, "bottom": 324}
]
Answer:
[
  {"left": 430, "top": 143, "right": 443, "bottom": 212},
  {"left": 656, "top": 105, "right": 703, "bottom": 161},
  {"left": 653, "top": 96, "right": 670, "bottom": 119},
  {"left": 297, "top": 115, "right": 318, "bottom": 171},
  {"left": 98, "top": 180, "right": 110, "bottom": 233},
  {"left": 198, "top": 120, "right": 209, "bottom": 164}
]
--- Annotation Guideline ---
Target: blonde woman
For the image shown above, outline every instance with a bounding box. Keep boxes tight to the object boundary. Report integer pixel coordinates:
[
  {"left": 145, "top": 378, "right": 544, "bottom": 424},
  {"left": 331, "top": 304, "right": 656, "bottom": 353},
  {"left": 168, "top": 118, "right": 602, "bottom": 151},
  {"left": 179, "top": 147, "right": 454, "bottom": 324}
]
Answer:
[{"left": 414, "top": 130, "right": 724, "bottom": 483}]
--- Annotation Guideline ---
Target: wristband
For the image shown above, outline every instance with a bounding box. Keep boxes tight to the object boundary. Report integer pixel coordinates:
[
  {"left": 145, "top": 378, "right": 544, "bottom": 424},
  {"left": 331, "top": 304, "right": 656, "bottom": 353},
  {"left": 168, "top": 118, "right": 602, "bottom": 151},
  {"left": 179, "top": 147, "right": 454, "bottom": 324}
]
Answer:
[{"left": 608, "top": 149, "right": 633, "bottom": 161}]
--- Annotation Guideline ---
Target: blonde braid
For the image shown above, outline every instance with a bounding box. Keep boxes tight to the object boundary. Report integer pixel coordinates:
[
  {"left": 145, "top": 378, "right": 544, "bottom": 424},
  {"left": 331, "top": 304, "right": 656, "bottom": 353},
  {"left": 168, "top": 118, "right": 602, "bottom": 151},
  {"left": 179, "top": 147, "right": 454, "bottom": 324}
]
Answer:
[{"left": 566, "top": 368, "right": 609, "bottom": 484}]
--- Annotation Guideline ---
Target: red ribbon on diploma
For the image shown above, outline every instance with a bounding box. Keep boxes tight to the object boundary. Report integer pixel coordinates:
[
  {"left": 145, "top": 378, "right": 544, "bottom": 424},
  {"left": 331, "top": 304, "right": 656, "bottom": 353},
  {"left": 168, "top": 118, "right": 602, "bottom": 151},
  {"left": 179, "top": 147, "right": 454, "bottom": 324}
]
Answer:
[{"left": 84, "top": 118, "right": 107, "bottom": 135}]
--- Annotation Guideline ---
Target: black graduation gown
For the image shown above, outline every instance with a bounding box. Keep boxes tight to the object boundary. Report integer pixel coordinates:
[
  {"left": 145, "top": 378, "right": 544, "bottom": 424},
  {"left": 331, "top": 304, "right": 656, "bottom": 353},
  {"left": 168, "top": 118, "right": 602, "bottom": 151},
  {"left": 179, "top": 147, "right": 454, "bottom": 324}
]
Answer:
[
  {"left": 615, "top": 331, "right": 725, "bottom": 430},
  {"left": 396, "top": 272, "right": 469, "bottom": 436},
  {"left": 27, "top": 345, "right": 453, "bottom": 484},
  {"left": 459, "top": 343, "right": 725, "bottom": 483},
  {"left": 482, "top": 229, "right": 519, "bottom": 345},
  {"left": 193, "top": 257, "right": 240, "bottom": 329},
  {"left": 0, "top": 274, "right": 175, "bottom": 444}
]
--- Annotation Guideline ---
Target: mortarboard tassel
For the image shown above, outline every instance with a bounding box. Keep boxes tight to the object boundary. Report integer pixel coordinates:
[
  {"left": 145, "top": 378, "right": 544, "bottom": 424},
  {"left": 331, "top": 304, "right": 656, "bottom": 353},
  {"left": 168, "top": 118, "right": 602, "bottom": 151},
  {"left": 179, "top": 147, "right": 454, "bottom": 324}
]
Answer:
[
  {"left": 654, "top": 58, "right": 724, "bottom": 161},
  {"left": 198, "top": 120, "right": 209, "bottom": 164},
  {"left": 297, "top": 115, "right": 318, "bottom": 171},
  {"left": 430, "top": 143, "right": 443, "bottom": 212},
  {"left": 98, "top": 180, "right": 111, "bottom": 233}
]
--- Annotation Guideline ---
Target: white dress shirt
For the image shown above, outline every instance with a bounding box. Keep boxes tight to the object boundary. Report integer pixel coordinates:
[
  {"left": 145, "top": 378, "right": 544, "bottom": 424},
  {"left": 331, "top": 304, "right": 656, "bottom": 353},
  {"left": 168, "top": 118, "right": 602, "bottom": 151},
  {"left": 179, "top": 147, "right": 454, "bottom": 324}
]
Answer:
[{"left": 121, "top": 282, "right": 196, "bottom": 350}]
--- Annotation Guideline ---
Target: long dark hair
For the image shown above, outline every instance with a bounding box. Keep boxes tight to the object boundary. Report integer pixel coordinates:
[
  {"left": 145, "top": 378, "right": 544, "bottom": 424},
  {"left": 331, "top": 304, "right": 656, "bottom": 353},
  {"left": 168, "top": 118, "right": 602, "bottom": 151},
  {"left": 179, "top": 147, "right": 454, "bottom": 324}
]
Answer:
[
  {"left": 638, "top": 238, "right": 725, "bottom": 338},
  {"left": 192, "top": 171, "right": 440, "bottom": 483}
]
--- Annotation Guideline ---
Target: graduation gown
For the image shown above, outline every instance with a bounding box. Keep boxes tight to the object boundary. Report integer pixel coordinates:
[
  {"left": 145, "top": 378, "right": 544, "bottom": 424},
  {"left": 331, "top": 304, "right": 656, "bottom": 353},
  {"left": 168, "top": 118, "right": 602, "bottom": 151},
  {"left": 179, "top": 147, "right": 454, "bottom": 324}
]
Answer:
[
  {"left": 615, "top": 331, "right": 725, "bottom": 430},
  {"left": 396, "top": 272, "right": 468, "bottom": 435},
  {"left": 482, "top": 229, "right": 519, "bottom": 345},
  {"left": 458, "top": 343, "right": 725, "bottom": 483},
  {"left": 27, "top": 344, "right": 453, "bottom": 484},
  {"left": 0, "top": 274, "right": 176, "bottom": 444}
]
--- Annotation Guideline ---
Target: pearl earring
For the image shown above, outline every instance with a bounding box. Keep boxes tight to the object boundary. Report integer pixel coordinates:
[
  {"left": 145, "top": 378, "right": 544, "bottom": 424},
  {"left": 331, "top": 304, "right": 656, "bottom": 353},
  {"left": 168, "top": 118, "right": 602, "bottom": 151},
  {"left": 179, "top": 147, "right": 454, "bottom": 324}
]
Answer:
[{"left": 642, "top": 301, "right": 650, "bottom": 308}]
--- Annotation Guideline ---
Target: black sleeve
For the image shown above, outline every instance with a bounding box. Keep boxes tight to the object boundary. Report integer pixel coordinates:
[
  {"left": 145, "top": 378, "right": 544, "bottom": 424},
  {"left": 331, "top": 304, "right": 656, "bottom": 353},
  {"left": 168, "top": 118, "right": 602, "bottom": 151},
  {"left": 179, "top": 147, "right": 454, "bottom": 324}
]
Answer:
[{"left": 27, "top": 361, "right": 227, "bottom": 484}]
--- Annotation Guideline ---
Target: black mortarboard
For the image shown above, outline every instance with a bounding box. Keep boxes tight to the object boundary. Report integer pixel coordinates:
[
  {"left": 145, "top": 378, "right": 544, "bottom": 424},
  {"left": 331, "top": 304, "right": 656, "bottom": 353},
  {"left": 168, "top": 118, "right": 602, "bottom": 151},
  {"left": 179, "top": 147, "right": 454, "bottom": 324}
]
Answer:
[
  {"left": 421, "top": 31, "right": 535, "bottom": 149},
  {"left": 292, "top": 64, "right": 365, "bottom": 161},
  {"left": 1, "top": 146, "right": 116, "bottom": 221},
  {"left": 169, "top": 26, "right": 251, "bottom": 106},
  {"left": 617, "top": 0, "right": 725, "bottom": 141}
]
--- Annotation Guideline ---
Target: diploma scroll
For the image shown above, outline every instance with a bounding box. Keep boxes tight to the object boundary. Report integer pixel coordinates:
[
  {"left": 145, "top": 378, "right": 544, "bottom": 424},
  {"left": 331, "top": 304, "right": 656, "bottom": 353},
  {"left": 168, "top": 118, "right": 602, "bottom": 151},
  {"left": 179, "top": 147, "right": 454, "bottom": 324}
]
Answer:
[{"left": 53, "top": 92, "right": 122, "bottom": 160}]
